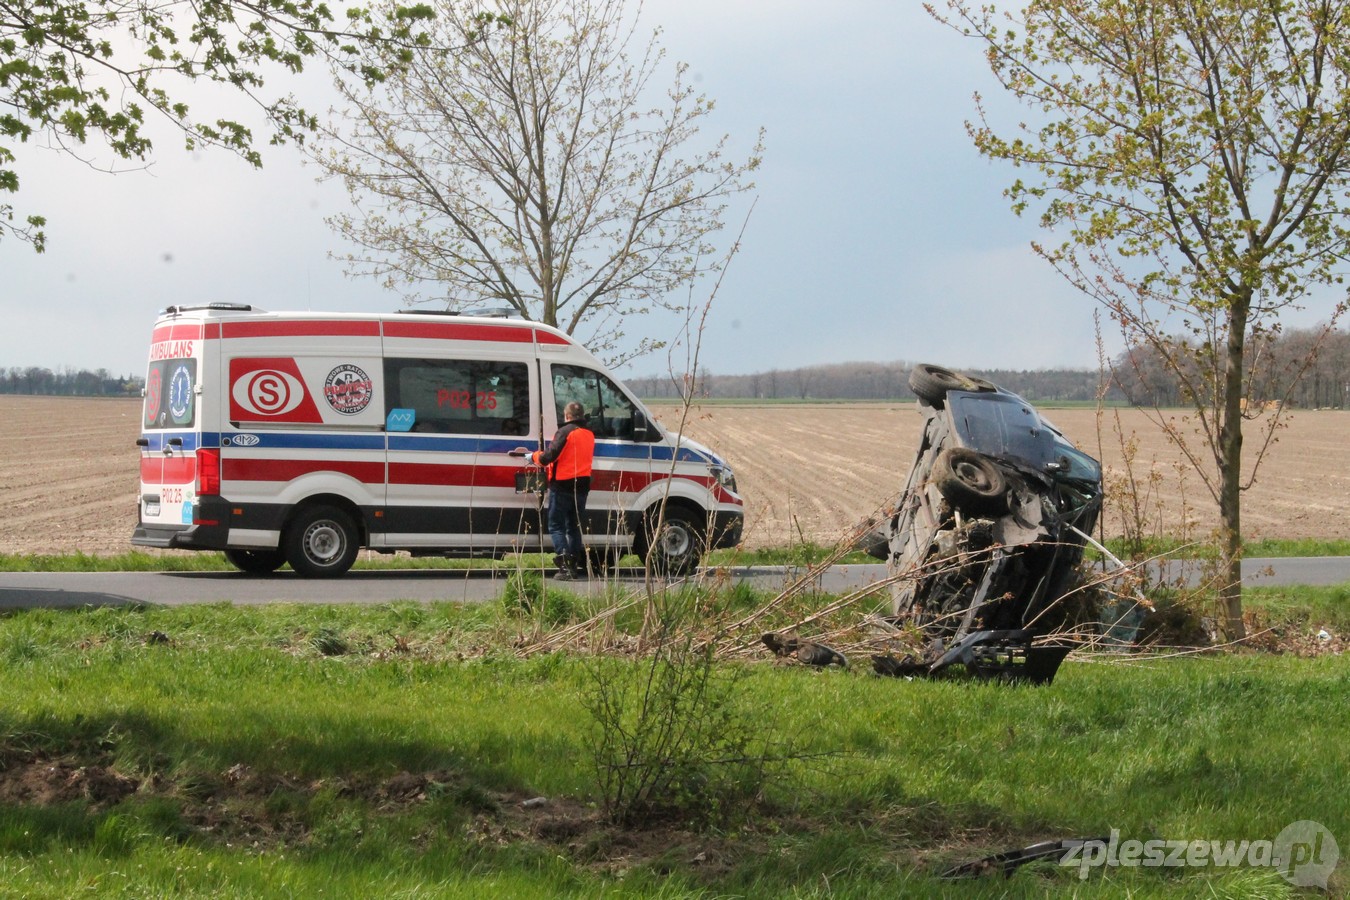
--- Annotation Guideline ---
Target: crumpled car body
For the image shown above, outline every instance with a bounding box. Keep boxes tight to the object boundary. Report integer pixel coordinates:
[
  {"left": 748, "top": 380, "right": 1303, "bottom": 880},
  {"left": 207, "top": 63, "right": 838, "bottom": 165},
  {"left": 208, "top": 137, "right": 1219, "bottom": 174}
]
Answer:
[{"left": 870, "top": 365, "right": 1103, "bottom": 684}]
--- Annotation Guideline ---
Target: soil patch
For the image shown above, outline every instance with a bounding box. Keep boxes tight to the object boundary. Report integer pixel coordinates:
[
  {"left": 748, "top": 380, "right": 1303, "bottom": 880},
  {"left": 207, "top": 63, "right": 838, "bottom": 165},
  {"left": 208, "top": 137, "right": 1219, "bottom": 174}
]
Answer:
[{"left": 4, "top": 397, "right": 1349, "bottom": 555}]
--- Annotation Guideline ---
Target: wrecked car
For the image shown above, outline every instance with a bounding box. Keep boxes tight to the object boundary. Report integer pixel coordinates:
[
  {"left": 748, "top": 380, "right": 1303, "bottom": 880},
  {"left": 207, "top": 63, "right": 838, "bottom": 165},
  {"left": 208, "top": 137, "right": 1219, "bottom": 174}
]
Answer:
[{"left": 868, "top": 364, "right": 1103, "bottom": 684}]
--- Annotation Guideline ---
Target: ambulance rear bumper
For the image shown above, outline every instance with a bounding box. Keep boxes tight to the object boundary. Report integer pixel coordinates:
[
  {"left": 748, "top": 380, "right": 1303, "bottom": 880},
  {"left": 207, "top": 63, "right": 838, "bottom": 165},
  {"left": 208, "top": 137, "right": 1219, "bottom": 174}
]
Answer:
[
  {"left": 131, "top": 499, "right": 232, "bottom": 550},
  {"left": 131, "top": 522, "right": 230, "bottom": 551}
]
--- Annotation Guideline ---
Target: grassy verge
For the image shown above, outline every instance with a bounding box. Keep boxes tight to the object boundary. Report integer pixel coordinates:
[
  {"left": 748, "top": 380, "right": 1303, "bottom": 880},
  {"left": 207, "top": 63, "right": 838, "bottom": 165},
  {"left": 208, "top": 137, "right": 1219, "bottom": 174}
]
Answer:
[
  {"left": 0, "top": 544, "right": 875, "bottom": 574},
  {"left": 6, "top": 536, "right": 1343, "bottom": 575},
  {"left": 1090, "top": 537, "right": 1350, "bottom": 561},
  {"left": 0, "top": 590, "right": 1343, "bottom": 897}
]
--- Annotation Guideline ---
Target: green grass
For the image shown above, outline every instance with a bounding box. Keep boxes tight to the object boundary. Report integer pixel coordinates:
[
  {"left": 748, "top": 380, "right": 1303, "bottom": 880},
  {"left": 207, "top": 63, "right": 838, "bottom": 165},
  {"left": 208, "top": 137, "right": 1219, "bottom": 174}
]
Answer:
[
  {"left": 1244, "top": 583, "right": 1350, "bottom": 634},
  {"left": 0, "top": 593, "right": 1343, "bottom": 897},
  {"left": 0, "top": 545, "right": 875, "bottom": 573},
  {"left": 1094, "top": 536, "right": 1350, "bottom": 561}
]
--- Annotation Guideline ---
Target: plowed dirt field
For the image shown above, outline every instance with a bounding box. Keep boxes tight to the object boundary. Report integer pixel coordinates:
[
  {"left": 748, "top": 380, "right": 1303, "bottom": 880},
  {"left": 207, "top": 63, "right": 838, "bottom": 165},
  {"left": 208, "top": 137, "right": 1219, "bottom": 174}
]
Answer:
[{"left": 4, "top": 396, "right": 1348, "bottom": 555}]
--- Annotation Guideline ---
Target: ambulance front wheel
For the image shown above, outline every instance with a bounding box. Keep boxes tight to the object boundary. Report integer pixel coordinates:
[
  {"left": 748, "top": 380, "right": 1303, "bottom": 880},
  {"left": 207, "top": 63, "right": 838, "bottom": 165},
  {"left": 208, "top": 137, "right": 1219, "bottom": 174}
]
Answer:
[
  {"left": 224, "top": 548, "right": 286, "bottom": 574},
  {"left": 285, "top": 505, "right": 360, "bottom": 578},
  {"left": 641, "top": 507, "right": 704, "bottom": 577}
]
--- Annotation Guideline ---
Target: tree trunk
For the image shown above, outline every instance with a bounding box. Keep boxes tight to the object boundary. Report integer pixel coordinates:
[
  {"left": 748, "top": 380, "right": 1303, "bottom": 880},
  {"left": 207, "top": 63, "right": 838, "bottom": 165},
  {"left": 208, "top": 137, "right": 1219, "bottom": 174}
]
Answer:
[{"left": 1218, "top": 294, "right": 1250, "bottom": 640}]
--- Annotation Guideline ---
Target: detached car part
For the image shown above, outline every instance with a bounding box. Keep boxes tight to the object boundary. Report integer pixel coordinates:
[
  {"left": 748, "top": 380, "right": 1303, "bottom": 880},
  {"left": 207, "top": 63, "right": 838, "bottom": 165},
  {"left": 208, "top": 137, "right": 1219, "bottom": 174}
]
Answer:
[{"left": 870, "top": 364, "right": 1103, "bottom": 684}]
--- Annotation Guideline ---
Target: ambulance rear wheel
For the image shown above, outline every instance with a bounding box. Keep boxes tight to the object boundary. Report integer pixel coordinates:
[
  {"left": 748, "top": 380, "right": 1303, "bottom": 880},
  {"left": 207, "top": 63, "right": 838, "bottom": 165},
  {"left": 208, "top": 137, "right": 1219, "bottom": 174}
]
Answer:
[
  {"left": 285, "top": 505, "right": 359, "bottom": 578},
  {"left": 642, "top": 507, "right": 704, "bottom": 577},
  {"left": 224, "top": 548, "right": 286, "bottom": 574}
]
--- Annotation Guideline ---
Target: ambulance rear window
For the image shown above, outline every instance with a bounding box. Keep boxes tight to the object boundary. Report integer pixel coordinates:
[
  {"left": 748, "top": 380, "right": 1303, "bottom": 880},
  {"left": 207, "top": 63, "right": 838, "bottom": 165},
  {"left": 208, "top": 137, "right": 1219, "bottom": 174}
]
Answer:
[
  {"left": 385, "top": 359, "right": 529, "bottom": 436},
  {"left": 144, "top": 359, "right": 197, "bottom": 429}
]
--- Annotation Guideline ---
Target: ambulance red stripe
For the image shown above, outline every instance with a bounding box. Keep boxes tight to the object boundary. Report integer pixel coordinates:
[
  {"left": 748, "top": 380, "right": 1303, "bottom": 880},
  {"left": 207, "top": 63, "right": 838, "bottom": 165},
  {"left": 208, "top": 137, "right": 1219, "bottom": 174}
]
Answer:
[
  {"left": 151, "top": 323, "right": 203, "bottom": 343},
  {"left": 222, "top": 459, "right": 386, "bottom": 484},
  {"left": 142, "top": 457, "right": 199, "bottom": 484},
  {"left": 387, "top": 462, "right": 477, "bottom": 487},
  {"left": 222, "top": 321, "right": 382, "bottom": 339},
  {"left": 383, "top": 321, "right": 536, "bottom": 343}
]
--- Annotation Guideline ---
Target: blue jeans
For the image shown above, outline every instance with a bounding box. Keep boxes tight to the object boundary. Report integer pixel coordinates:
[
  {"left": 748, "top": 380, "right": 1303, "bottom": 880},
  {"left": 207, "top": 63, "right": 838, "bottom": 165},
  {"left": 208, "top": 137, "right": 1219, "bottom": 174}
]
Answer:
[{"left": 548, "top": 485, "right": 589, "bottom": 561}]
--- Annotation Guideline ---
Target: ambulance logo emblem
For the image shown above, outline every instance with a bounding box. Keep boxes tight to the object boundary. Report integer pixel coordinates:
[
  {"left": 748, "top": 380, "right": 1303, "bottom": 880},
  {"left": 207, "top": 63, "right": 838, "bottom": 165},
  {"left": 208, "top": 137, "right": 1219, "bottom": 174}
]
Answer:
[
  {"left": 168, "top": 363, "right": 193, "bottom": 424},
  {"left": 144, "top": 368, "right": 163, "bottom": 427},
  {"left": 324, "top": 364, "right": 373, "bottom": 415},
  {"left": 228, "top": 358, "right": 323, "bottom": 423},
  {"left": 235, "top": 368, "right": 306, "bottom": 416}
]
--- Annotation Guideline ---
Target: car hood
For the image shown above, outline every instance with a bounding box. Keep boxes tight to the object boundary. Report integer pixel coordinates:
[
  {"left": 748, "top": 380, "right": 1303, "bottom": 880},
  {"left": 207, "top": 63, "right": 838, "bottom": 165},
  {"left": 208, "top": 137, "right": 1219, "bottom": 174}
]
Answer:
[{"left": 669, "top": 433, "right": 728, "bottom": 468}]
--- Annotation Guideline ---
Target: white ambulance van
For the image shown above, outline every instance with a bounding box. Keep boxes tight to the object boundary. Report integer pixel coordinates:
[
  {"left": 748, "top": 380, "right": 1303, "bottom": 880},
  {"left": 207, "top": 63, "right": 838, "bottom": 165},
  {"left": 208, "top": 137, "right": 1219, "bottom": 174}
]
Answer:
[{"left": 132, "top": 304, "right": 744, "bottom": 577}]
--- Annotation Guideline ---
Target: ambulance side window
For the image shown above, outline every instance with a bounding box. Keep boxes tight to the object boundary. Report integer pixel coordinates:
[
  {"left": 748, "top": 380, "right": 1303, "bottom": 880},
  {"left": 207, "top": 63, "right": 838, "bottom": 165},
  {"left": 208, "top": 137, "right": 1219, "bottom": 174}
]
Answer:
[
  {"left": 143, "top": 359, "right": 196, "bottom": 429},
  {"left": 551, "top": 365, "right": 648, "bottom": 441},
  {"left": 384, "top": 359, "right": 529, "bottom": 436}
]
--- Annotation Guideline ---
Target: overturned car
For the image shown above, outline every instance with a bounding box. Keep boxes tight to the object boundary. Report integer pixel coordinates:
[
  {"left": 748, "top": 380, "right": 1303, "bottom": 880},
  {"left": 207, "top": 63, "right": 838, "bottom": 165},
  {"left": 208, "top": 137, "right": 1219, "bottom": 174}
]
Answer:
[{"left": 868, "top": 364, "right": 1103, "bottom": 684}]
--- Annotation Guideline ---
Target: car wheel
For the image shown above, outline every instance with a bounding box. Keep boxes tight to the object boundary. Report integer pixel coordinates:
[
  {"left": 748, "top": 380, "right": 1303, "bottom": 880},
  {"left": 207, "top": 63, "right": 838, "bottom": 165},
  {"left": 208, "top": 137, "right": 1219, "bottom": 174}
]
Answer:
[
  {"left": 642, "top": 507, "right": 704, "bottom": 577},
  {"left": 224, "top": 548, "right": 286, "bottom": 574},
  {"left": 284, "top": 505, "right": 359, "bottom": 578},
  {"left": 934, "top": 448, "right": 1008, "bottom": 516},
  {"left": 908, "top": 364, "right": 995, "bottom": 408}
]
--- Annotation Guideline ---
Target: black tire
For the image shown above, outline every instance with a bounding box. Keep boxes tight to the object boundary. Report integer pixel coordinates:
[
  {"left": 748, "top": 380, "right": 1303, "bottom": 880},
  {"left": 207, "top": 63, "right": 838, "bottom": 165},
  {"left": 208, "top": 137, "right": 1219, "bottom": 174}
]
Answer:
[
  {"left": 908, "top": 364, "right": 996, "bottom": 408},
  {"left": 858, "top": 528, "right": 890, "bottom": 561},
  {"left": 642, "top": 507, "right": 705, "bottom": 577},
  {"left": 933, "top": 448, "right": 1008, "bottom": 516},
  {"left": 224, "top": 548, "right": 286, "bottom": 574},
  {"left": 284, "top": 505, "right": 360, "bottom": 578}
]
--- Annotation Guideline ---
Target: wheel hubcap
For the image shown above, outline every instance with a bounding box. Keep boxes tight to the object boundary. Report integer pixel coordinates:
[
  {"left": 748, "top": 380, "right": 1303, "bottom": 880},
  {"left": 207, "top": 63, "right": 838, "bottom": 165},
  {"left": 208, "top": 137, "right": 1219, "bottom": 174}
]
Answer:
[
  {"left": 658, "top": 524, "right": 691, "bottom": 559},
  {"left": 955, "top": 461, "right": 993, "bottom": 491},
  {"left": 305, "top": 522, "right": 343, "bottom": 563}
]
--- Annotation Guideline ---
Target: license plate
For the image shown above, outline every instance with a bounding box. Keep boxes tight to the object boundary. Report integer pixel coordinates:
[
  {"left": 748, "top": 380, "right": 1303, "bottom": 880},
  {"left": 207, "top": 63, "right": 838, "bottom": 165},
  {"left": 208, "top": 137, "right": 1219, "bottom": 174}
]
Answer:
[{"left": 145, "top": 502, "right": 161, "bottom": 517}]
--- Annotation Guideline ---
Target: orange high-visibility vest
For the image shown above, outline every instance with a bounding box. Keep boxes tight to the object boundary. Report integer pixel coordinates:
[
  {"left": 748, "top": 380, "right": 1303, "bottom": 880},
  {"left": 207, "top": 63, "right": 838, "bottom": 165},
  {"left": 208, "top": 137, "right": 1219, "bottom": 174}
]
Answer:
[{"left": 531, "top": 421, "right": 594, "bottom": 482}]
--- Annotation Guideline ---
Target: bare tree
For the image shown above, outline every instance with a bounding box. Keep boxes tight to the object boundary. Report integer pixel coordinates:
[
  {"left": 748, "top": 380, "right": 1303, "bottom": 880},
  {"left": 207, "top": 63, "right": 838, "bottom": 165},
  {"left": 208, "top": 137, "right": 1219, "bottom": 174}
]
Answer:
[
  {"left": 312, "top": 0, "right": 762, "bottom": 364},
  {"left": 933, "top": 0, "right": 1350, "bottom": 637}
]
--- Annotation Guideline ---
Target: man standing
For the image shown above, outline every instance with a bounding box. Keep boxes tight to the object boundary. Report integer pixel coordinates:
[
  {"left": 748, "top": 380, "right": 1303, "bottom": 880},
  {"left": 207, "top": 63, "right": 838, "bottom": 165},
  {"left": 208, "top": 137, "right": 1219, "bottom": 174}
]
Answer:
[{"left": 513, "top": 401, "right": 595, "bottom": 579}]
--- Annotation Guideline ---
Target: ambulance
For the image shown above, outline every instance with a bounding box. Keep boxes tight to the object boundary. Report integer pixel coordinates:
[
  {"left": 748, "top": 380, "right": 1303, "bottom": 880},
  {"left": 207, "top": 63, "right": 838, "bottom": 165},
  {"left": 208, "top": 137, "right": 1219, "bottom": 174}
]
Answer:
[{"left": 132, "top": 304, "right": 744, "bottom": 577}]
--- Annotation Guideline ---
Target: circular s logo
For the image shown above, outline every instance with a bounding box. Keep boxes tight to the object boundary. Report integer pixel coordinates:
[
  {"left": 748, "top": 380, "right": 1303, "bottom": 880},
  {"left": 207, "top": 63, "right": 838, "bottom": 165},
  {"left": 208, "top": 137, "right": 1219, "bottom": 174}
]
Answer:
[
  {"left": 232, "top": 369, "right": 306, "bottom": 417},
  {"left": 144, "top": 367, "right": 163, "bottom": 427}
]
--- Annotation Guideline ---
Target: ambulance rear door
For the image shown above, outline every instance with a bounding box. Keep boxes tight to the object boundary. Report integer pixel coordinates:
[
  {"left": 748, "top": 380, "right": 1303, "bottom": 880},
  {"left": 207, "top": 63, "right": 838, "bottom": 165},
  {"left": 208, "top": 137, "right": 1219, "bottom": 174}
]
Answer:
[{"left": 138, "top": 319, "right": 206, "bottom": 532}]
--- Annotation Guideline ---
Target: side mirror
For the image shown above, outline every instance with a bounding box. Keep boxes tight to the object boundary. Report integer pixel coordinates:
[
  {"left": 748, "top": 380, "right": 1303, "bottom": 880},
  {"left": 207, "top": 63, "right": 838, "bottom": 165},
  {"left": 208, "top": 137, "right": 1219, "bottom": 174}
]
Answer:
[{"left": 633, "top": 410, "right": 652, "bottom": 442}]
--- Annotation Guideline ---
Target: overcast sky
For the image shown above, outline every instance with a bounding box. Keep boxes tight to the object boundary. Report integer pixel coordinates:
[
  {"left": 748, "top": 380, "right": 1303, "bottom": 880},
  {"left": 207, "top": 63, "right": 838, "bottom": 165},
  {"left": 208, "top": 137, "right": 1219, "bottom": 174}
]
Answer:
[{"left": 5, "top": 0, "right": 1120, "bottom": 380}]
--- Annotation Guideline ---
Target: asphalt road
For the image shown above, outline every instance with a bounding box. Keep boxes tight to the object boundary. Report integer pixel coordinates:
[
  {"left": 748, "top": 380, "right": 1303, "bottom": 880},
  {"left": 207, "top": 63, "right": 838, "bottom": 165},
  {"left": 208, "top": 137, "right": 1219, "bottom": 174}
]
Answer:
[{"left": 0, "top": 558, "right": 1347, "bottom": 610}]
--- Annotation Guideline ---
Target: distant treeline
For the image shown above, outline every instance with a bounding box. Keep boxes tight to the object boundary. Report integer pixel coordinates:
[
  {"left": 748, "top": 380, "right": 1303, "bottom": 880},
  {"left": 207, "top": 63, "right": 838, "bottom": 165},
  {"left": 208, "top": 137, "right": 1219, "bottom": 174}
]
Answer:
[
  {"left": 1, "top": 367, "right": 141, "bottom": 396},
  {"left": 631, "top": 325, "right": 1350, "bottom": 408},
  {"left": 628, "top": 362, "right": 1113, "bottom": 403},
  {"left": 1110, "top": 325, "right": 1350, "bottom": 410},
  {"left": 7, "top": 324, "right": 1350, "bottom": 407}
]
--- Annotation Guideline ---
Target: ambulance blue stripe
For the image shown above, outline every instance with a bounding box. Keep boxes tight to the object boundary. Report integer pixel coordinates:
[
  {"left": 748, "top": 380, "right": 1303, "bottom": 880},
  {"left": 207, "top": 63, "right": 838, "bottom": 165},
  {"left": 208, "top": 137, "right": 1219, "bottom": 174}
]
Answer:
[
  {"left": 152, "top": 431, "right": 714, "bottom": 463},
  {"left": 213, "top": 432, "right": 387, "bottom": 451},
  {"left": 389, "top": 435, "right": 490, "bottom": 453},
  {"left": 141, "top": 432, "right": 201, "bottom": 452}
]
